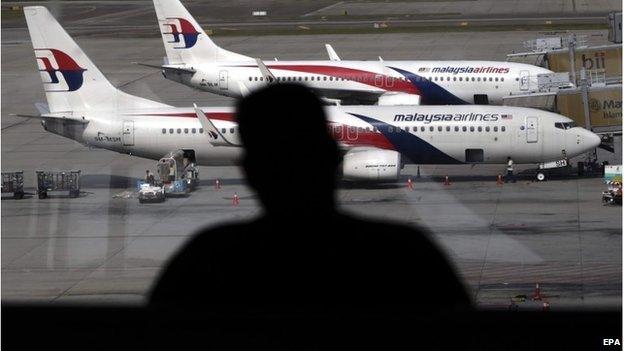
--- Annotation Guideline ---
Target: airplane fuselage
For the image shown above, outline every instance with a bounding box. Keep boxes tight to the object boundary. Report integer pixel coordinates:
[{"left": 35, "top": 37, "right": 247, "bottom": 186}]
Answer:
[
  {"left": 166, "top": 60, "right": 553, "bottom": 105},
  {"left": 42, "top": 105, "right": 599, "bottom": 167}
]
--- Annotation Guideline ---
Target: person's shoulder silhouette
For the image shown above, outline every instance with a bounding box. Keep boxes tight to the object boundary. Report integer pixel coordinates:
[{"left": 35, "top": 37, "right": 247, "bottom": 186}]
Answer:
[{"left": 149, "top": 83, "right": 471, "bottom": 312}]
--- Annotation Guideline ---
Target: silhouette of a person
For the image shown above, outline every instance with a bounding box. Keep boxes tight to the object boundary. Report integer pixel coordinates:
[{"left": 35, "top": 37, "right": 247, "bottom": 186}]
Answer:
[{"left": 149, "top": 83, "right": 471, "bottom": 313}]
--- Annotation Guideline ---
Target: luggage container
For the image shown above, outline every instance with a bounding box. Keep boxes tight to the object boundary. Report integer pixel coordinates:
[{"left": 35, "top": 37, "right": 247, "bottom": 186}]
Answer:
[
  {"left": 157, "top": 150, "right": 199, "bottom": 196},
  {"left": 1, "top": 171, "right": 25, "bottom": 199},
  {"left": 36, "top": 170, "right": 81, "bottom": 199}
]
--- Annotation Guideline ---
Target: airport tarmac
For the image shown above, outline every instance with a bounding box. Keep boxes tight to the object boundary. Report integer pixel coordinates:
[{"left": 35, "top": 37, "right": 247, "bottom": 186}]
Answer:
[{"left": 2, "top": 25, "right": 622, "bottom": 308}]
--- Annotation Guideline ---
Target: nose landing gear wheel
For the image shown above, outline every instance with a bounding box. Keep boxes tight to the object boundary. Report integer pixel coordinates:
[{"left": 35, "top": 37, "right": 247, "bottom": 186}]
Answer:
[{"left": 536, "top": 172, "right": 546, "bottom": 181}]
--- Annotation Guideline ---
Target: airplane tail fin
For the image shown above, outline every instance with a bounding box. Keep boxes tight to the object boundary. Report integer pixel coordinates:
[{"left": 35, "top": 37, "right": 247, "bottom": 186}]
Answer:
[
  {"left": 152, "top": 0, "right": 251, "bottom": 66},
  {"left": 24, "top": 6, "right": 168, "bottom": 113}
]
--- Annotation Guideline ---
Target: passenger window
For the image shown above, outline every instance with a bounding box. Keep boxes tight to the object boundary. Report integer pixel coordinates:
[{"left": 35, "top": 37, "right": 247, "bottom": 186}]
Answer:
[
  {"left": 421, "top": 126, "right": 425, "bottom": 132},
  {"left": 323, "top": 76, "right": 327, "bottom": 81},
  {"left": 184, "top": 128, "right": 188, "bottom": 134},
  {"left": 470, "top": 126, "right": 475, "bottom": 132},
  {"left": 388, "top": 126, "right": 394, "bottom": 133},
  {"left": 501, "top": 78, "right": 504, "bottom": 82},
  {"left": 454, "top": 126, "right": 459, "bottom": 132},
  {"left": 298, "top": 77, "right": 302, "bottom": 81},
  {"left": 404, "top": 126, "right": 409, "bottom": 132},
  {"left": 438, "top": 126, "right": 443, "bottom": 132},
  {"left": 162, "top": 128, "right": 166, "bottom": 134},
  {"left": 221, "top": 128, "right": 226, "bottom": 133},
  {"left": 177, "top": 129, "right": 181, "bottom": 134},
  {"left": 453, "top": 77, "right": 457, "bottom": 81},
  {"left": 199, "top": 128, "right": 204, "bottom": 133},
  {"left": 462, "top": 126, "right": 467, "bottom": 132},
  {"left": 478, "top": 126, "right": 482, "bottom": 132},
  {"left": 260, "top": 77, "right": 264, "bottom": 81},
  {"left": 501, "top": 126, "right": 506, "bottom": 132},
  {"left": 230, "top": 128, "right": 235, "bottom": 133},
  {"left": 471, "top": 77, "right": 475, "bottom": 81},
  {"left": 329, "top": 77, "right": 333, "bottom": 81},
  {"left": 495, "top": 77, "right": 499, "bottom": 82},
  {"left": 248, "top": 77, "right": 252, "bottom": 81},
  {"left": 192, "top": 128, "right": 196, "bottom": 134},
  {"left": 486, "top": 126, "right": 490, "bottom": 132},
  {"left": 494, "top": 126, "right": 498, "bottom": 132},
  {"left": 447, "top": 77, "right": 450, "bottom": 81},
  {"left": 459, "top": 77, "right": 463, "bottom": 81},
  {"left": 169, "top": 128, "right": 174, "bottom": 134},
  {"left": 413, "top": 126, "right": 418, "bottom": 132},
  {"left": 477, "top": 77, "right": 481, "bottom": 81},
  {"left": 446, "top": 126, "right": 451, "bottom": 132},
  {"left": 254, "top": 77, "right": 258, "bottom": 81},
  {"left": 489, "top": 77, "right": 493, "bottom": 81}
]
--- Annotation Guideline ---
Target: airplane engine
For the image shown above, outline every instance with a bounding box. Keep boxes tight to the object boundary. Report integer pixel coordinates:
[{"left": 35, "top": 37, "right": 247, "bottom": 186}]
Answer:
[
  {"left": 377, "top": 92, "right": 421, "bottom": 106},
  {"left": 342, "top": 148, "right": 401, "bottom": 181}
]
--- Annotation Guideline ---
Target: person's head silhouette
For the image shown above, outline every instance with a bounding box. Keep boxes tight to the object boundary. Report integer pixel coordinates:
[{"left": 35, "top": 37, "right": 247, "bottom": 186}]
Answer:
[{"left": 236, "top": 83, "right": 341, "bottom": 217}]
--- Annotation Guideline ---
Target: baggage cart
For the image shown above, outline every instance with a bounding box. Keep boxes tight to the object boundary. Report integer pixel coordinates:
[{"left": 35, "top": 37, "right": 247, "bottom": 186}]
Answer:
[
  {"left": 36, "top": 170, "right": 81, "bottom": 199},
  {"left": 1, "top": 171, "right": 25, "bottom": 199}
]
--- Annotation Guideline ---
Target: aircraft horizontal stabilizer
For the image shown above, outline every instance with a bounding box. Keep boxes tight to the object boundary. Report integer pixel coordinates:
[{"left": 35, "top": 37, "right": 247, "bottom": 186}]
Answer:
[
  {"left": 134, "top": 62, "right": 196, "bottom": 73},
  {"left": 11, "top": 112, "right": 89, "bottom": 124}
]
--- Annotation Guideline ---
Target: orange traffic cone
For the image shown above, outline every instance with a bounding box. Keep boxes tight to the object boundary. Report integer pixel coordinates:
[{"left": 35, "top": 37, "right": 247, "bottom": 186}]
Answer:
[
  {"left": 407, "top": 177, "right": 413, "bottom": 190},
  {"left": 232, "top": 192, "right": 239, "bottom": 206},
  {"left": 532, "top": 283, "right": 542, "bottom": 301},
  {"left": 497, "top": 174, "right": 503, "bottom": 185},
  {"left": 444, "top": 175, "right": 450, "bottom": 186},
  {"left": 215, "top": 179, "right": 221, "bottom": 189}
]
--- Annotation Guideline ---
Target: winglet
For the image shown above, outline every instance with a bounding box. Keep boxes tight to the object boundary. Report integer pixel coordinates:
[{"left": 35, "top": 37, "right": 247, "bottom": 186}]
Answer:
[
  {"left": 325, "top": 44, "right": 341, "bottom": 61},
  {"left": 193, "top": 103, "right": 240, "bottom": 146},
  {"left": 256, "top": 58, "right": 276, "bottom": 83}
]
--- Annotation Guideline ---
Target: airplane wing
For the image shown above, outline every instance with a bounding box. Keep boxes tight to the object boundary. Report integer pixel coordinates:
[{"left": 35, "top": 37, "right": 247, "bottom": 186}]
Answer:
[
  {"left": 325, "top": 44, "right": 341, "bottom": 61},
  {"left": 193, "top": 104, "right": 241, "bottom": 147}
]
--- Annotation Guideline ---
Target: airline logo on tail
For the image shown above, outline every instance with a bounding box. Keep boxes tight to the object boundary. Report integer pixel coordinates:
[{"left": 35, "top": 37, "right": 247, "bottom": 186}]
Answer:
[
  {"left": 35, "top": 49, "right": 86, "bottom": 92},
  {"left": 163, "top": 18, "right": 200, "bottom": 49}
]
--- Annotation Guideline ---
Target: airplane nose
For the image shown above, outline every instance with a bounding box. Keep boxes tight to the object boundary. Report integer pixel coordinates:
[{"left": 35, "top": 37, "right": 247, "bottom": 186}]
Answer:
[{"left": 587, "top": 130, "right": 601, "bottom": 149}]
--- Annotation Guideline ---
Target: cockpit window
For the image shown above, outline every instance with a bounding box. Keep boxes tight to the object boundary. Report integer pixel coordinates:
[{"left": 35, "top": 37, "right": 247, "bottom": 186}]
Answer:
[{"left": 555, "top": 122, "right": 576, "bottom": 130}]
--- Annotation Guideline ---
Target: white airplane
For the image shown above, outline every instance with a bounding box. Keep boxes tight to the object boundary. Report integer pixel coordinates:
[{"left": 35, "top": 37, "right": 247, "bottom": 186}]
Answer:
[
  {"left": 148, "top": 0, "right": 554, "bottom": 106},
  {"left": 23, "top": 6, "right": 600, "bottom": 182}
]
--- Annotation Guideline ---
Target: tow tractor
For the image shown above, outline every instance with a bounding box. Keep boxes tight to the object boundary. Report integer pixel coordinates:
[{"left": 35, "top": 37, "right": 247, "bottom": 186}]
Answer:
[
  {"left": 137, "top": 181, "right": 165, "bottom": 203},
  {"left": 157, "top": 150, "right": 199, "bottom": 197},
  {"left": 535, "top": 158, "right": 569, "bottom": 181}
]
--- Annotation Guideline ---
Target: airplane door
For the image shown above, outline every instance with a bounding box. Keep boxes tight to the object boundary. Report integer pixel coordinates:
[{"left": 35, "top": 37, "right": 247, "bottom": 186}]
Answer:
[
  {"left": 122, "top": 121, "right": 134, "bottom": 146},
  {"left": 219, "top": 70, "right": 228, "bottom": 90},
  {"left": 519, "top": 70, "right": 530, "bottom": 91},
  {"left": 526, "top": 117, "right": 538, "bottom": 143}
]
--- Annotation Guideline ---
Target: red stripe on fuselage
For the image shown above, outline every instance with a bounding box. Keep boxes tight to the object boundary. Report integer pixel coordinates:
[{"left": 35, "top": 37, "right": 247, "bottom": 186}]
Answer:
[
  {"left": 234, "top": 64, "right": 419, "bottom": 95},
  {"left": 124, "top": 112, "right": 236, "bottom": 122},
  {"left": 329, "top": 124, "right": 395, "bottom": 151}
]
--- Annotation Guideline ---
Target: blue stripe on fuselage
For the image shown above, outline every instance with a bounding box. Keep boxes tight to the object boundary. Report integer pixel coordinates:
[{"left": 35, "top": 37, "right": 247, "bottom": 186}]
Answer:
[
  {"left": 388, "top": 66, "right": 468, "bottom": 105},
  {"left": 349, "top": 113, "right": 461, "bottom": 164}
]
